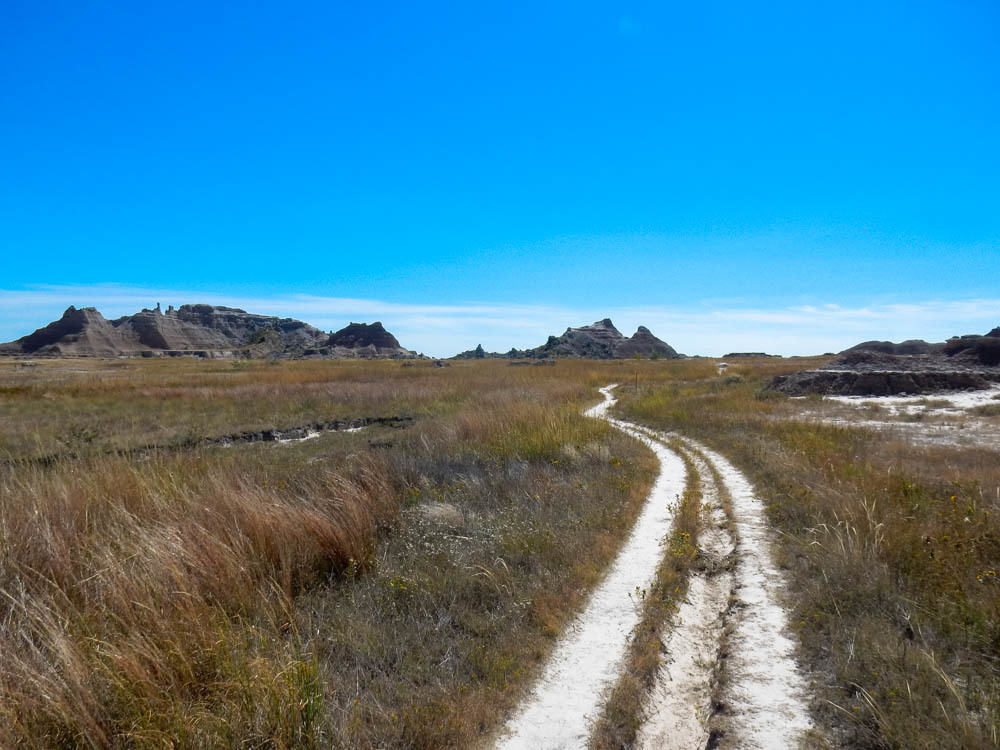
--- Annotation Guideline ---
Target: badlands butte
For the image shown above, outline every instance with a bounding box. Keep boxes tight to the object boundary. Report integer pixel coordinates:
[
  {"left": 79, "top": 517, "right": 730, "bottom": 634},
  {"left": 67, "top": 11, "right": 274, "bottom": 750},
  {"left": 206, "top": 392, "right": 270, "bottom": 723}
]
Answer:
[
  {"left": 3, "top": 303, "right": 1000, "bottom": 395},
  {"left": 0, "top": 305, "right": 682, "bottom": 361},
  {"left": 0, "top": 304, "right": 414, "bottom": 359}
]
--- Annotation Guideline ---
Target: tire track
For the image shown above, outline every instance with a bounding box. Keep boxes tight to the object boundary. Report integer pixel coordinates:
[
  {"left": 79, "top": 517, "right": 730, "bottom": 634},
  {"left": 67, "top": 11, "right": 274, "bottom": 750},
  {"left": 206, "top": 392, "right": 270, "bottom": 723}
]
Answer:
[
  {"left": 495, "top": 386, "right": 687, "bottom": 750},
  {"left": 627, "top": 421, "right": 814, "bottom": 748},
  {"left": 495, "top": 385, "right": 815, "bottom": 749},
  {"left": 634, "top": 444, "right": 735, "bottom": 750},
  {"left": 676, "top": 437, "right": 814, "bottom": 749}
]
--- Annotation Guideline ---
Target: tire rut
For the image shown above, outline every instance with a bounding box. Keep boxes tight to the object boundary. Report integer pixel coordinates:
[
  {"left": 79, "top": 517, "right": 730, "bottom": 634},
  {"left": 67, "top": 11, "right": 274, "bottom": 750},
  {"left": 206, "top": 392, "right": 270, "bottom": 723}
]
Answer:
[
  {"left": 495, "top": 386, "right": 687, "bottom": 750},
  {"left": 631, "top": 419, "right": 815, "bottom": 748},
  {"left": 495, "top": 386, "right": 815, "bottom": 750},
  {"left": 634, "top": 445, "right": 735, "bottom": 750},
  {"left": 675, "top": 437, "right": 814, "bottom": 749}
]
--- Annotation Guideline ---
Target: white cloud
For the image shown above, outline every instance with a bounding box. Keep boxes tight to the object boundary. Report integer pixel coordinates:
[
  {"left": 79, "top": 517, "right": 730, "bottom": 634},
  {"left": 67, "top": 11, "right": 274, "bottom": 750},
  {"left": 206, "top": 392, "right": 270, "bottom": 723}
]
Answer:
[{"left": 0, "top": 284, "right": 998, "bottom": 357}]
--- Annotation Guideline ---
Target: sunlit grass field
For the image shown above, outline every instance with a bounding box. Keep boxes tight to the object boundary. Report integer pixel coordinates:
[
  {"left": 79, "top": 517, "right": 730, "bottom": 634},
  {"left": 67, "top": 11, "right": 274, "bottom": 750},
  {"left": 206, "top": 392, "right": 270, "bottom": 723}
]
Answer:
[
  {"left": 0, "top": 357, "right": 657, "bottom": 748},
  {"left": 2, "top": 355, "right": 998, "bottom": 748}
]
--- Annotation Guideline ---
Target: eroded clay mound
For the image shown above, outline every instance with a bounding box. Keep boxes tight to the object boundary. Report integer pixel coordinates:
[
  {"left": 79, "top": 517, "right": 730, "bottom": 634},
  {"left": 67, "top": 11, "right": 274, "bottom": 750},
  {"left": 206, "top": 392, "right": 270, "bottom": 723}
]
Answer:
[
  {"left": 766, "top": 325, "right": 1000, "bottom": 396},
  {"left": 767, "top": 369, "right": 999, "bottom": 396}
]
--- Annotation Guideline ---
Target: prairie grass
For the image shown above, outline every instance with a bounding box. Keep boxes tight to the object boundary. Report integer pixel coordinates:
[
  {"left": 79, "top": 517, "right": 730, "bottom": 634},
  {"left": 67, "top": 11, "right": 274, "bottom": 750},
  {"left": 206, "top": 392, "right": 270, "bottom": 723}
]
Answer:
[
  {"left": 614, "top": 358, "right": 1000, "bottom": 749},
  {"left": 0, "top": 358, "right": 656, "bottom": 747},
  {"left": 13, "top": 354, "right": 996, "bottom": 748},
  {"left": 0, "top": 358, "right": 564, "bottom": 459},
  {"left": 972, "top": 403, "right": 1000, "bottom": 417}
]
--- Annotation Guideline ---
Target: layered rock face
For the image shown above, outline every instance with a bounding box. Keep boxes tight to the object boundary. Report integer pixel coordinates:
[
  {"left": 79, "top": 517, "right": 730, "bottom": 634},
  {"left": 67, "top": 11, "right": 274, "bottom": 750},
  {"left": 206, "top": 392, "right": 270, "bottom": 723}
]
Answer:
[
  {"left": 0, "top": 306, "right": 127, "bottom": 357},
  {"left": 766, "top": 369, "right": 998, "bottom": 397},
  {"left": 767, "top": 325, "right": 1000, "bottom": 396},
  {"left": 0, "top": 305, "right": 414, "bottom": 359},
  {"left": 529, "top": 319, "right": 681, "bottom": 359},
  {"left": 169, "top": 305, "right": 327, "bottom": 349}
]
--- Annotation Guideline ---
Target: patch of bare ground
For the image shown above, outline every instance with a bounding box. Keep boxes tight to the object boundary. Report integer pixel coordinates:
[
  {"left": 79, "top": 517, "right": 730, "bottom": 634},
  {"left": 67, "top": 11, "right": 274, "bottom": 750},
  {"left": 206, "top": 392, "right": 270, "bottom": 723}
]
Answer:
[{"left": 789, "top": 384, "right": 1000, "bottom": 451}]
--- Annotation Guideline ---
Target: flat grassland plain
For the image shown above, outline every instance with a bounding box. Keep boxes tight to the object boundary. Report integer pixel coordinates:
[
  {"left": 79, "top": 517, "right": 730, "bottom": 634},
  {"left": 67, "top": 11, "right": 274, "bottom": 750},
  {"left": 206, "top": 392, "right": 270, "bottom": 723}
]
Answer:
[{"left": 1, "top": 357, "right": 997, "bottom": 748}]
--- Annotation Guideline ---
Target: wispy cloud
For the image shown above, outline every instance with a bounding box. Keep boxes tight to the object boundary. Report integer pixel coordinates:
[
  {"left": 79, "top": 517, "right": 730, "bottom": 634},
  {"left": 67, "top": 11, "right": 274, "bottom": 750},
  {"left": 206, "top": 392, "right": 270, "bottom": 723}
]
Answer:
[{"left": 1, "top": 284, "right": 998, "bottom": 357}]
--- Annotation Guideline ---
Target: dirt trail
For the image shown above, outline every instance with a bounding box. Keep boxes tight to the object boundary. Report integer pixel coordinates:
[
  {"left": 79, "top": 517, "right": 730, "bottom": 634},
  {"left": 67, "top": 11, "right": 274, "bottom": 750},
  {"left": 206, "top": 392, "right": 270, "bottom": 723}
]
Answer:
[
  {"left": 679, "top": 438, "right": 814, "bottom": 748},
  {"left": 634, "top": 446, "right": 734, "bottom": 750},
  {"left": 495, "top": 386, "right": 814, "bottom": 749},
  {"left": 495, "top": 386, "right": 687, "bottom": 750},
  {"left": 631, "top": 429, "right": 815, "bottom": 749}
]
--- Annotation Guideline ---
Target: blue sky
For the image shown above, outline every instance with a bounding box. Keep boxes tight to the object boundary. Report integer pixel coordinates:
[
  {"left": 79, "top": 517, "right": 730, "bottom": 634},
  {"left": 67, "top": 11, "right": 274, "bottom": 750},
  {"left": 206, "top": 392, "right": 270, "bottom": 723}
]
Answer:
[{"left": 2, "top": 1, "right": 998, "bottom": 355}]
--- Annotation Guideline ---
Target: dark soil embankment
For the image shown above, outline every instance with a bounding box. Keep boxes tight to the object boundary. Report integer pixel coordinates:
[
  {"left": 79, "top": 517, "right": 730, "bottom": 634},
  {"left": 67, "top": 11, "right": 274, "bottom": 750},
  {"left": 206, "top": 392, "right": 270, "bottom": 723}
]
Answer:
[
  {"left": 766, "top": 327, "right": 1000, "bottom": 396},
  {"left": 8, "top": 415, "right": 415, "bottom": 468},
  {"left": 767, "top": 369, "right": 1000, "bottom": 396}
]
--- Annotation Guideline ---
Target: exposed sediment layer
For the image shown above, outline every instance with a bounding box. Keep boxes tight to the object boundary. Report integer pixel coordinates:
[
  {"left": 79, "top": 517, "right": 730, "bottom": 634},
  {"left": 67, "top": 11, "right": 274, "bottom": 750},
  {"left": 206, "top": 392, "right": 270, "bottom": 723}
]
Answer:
[
  {"left": 0, "top": 305, "right": 417, "bottom": 359},
  {"left": 8, "top": 416, "right": 415, "bottom": 468},
  {"left": 767, "top": 369, "right": 1000, "bottom": 396},
  {"left": 767, "top": 327, "right": 1000, "bottom": 396}
]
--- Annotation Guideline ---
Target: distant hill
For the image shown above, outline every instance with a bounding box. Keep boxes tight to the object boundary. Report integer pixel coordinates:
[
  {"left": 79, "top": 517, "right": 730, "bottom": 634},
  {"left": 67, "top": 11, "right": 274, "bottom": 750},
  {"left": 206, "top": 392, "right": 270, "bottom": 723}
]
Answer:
[
  {"left": 452, "top": 344, "right": 523, "bottom": 359},
  {"left": 525, "top": 318, "right": 682, "bottom": 359},
  {"left": 0, "top": 305, "right": 416, "bottom": 359},
  {"left": 320, "top": 321, "right": 412, "bottom": 358},
  {"left": 835, "top": 329, "right": 1000, "bottom": 367},
  {"left": 452, "top": 319, "right": 681, "bottom": 360},
  {"left": 839, "top": 339, "right": 944, "bottom": 356}
]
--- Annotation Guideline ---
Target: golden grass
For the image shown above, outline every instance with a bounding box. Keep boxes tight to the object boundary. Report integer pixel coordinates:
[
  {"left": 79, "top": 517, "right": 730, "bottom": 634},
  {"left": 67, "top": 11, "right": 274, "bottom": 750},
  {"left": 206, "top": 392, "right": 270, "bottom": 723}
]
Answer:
[
  {"left": 0, "top": 358, "right": 657, "bottom": 747},
  {"left": 13, "top": 353, "right": 995, "bottom": 747}
]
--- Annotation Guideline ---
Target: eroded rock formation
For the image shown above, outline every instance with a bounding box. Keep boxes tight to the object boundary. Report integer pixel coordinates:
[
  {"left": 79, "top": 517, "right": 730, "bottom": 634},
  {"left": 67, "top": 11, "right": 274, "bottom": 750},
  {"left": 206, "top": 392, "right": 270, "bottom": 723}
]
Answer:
[
  {"left": 0, "top": 305, "right": 415, "bottom": 359},
  {"left": 529, "top": 319, "right": 682, "bottom": 359}
]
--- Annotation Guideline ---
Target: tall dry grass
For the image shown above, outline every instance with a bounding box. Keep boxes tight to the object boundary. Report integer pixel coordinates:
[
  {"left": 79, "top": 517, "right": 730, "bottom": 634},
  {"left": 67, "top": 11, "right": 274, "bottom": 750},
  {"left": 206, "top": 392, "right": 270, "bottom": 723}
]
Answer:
[
  {"left": 0, "top": 449, "right": 391, "bottom": 746},
  {"left": 0, "top": 358, "right": 657, "bottom": 747}
]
